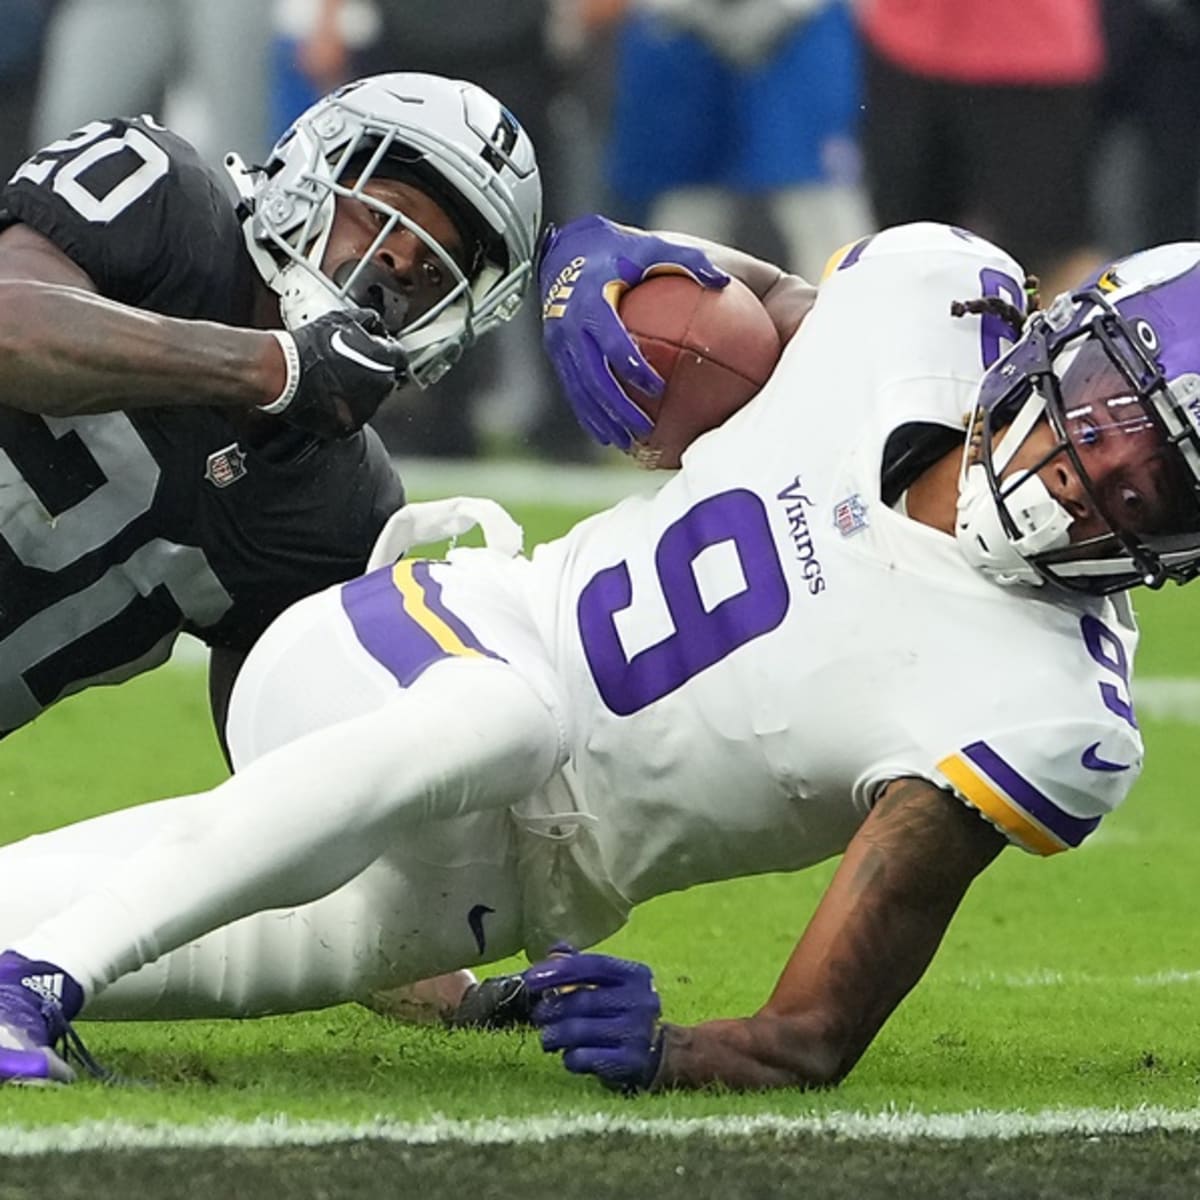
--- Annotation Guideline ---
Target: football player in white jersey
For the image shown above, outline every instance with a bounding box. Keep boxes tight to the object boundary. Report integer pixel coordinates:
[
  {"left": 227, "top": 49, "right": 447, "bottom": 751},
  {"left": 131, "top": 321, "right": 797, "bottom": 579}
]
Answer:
[{"left": 1, "top": 220, "right": 1199, "bottom": 1092}]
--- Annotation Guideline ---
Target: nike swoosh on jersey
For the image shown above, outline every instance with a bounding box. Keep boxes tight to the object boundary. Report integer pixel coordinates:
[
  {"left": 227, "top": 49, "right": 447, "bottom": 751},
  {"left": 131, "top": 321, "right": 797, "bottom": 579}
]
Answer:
[
  {"left": 329, "top": 329, "right": 393, "bottom": 372},
  {"left": 467, "top": 904, "right": 496, "bottom": 955},
  {"left": 1081, "top": 742, "right": 1130, "bottom": 772}
]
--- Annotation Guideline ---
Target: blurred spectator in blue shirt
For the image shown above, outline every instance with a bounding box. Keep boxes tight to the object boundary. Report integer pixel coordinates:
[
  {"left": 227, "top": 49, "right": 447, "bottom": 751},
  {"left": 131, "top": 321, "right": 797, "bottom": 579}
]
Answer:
[{"left": 605, "top": 0, "right": 873, "bottom": 280}]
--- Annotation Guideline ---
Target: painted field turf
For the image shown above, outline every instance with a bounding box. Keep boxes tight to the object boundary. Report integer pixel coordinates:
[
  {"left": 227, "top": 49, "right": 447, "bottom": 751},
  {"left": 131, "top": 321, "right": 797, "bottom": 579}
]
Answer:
[{"left": 0, "top": 488, "right": 1199, "bottom": 1196}]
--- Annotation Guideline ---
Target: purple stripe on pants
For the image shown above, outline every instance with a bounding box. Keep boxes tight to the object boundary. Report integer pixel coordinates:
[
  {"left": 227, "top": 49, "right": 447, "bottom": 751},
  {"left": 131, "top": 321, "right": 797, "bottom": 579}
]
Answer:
[
  {"left": 340, "top": 564, "right": 446, "bottom": 687},
  {"left": 410, "top": 561, "right": 500, "bottom": 660}
]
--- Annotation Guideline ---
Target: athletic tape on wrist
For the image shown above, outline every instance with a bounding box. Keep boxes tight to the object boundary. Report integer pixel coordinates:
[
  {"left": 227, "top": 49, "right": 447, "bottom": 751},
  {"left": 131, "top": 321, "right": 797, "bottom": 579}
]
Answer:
[{"left": 261, "top": 330, "right": 301, "bottom": 414}]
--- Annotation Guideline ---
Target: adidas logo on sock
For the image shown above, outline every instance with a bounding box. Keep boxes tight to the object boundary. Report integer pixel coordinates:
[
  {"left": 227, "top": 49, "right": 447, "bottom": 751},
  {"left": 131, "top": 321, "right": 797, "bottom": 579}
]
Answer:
[{"left": 20, "top": 973, "right": 64, "bottom": 1003}]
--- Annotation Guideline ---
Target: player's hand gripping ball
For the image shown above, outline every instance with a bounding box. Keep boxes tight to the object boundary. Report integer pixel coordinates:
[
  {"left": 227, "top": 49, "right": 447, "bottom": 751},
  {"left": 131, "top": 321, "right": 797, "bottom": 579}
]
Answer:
[
  {"left": 539, "top": 214, "right": 733, "bottom": 454},
  {"left": 617, "top": 274, "right": 782, "bottom": 469},
  {"left": 524, "top": 943, "right": 665, "bottom": 1093}
]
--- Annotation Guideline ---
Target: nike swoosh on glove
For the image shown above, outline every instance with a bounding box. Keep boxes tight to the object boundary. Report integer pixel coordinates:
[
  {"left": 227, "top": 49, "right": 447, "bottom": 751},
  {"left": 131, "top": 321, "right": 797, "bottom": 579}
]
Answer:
[
  {"left": 539, "top": 214, "right": 729, "bottom": 451},
  {"left": 265, "top": 307, "right": 408, "bottom": 440}
]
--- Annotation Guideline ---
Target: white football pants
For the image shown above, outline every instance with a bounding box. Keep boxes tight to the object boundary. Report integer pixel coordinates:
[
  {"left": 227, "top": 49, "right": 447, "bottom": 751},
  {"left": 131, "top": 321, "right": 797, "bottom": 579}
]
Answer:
[{"left": 0, "top": 556, "right": 566, "bottom": 1018}]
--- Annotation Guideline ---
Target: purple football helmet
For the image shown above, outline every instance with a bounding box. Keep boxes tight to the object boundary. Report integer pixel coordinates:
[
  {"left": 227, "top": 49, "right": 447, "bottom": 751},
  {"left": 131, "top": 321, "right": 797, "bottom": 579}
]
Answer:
[{"left": 956, "top": 244, "right": 1200, "bottom": 593}]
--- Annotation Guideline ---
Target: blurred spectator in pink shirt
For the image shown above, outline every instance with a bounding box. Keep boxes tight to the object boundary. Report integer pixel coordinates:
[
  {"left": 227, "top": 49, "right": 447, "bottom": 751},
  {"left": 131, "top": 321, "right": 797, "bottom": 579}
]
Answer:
[{"left": 857, "top": 0, "right": 1106, "bottom": 298}]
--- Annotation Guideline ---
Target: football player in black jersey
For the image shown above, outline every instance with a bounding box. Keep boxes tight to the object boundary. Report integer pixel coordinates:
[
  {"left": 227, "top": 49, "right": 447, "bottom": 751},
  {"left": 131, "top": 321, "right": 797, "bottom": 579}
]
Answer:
[{"left": 0, "top": 72, "right": 541, "bottom": 747}]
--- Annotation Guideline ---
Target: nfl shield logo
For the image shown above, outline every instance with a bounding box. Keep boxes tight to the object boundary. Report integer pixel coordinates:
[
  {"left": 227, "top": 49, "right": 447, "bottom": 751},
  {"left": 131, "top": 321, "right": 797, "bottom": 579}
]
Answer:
[
  {"left": 204, "top": 443, "right": 247, "bottom": 489},
  {"left": 833, "top": 493, "right": 869, "bottom": 537}
]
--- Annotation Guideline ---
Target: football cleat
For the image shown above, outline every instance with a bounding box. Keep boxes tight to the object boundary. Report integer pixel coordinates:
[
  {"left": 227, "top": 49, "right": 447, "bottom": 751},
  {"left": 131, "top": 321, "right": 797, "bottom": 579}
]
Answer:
[
  {"left": 0, "top": 950, "right": 101, "bottom": 1086},
  {"left": 444, "top": 972, "right": 534, "bottom": 1030}
]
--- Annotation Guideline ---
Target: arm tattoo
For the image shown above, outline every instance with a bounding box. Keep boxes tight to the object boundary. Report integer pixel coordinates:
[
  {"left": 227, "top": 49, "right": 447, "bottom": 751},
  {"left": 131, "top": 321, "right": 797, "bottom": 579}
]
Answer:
[{"left": 654, "top": 779, "right": 1004, "bottom": 1092}]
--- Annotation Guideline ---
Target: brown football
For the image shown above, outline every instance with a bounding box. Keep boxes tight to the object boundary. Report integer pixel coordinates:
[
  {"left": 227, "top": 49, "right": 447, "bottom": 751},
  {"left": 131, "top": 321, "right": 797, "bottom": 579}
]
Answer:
[{"left": 618, "top": 274, "right": 782, "bottom": 469}]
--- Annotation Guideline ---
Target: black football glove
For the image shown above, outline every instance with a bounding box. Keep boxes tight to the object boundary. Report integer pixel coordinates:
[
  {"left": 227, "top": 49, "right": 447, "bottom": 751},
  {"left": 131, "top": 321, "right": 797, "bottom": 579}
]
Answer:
[
  {"left": 444, "top": 973, "right": 536, "bottom": 1031},
  {"left": 265, "top": 307, "right": 408, "bottom": 440}
]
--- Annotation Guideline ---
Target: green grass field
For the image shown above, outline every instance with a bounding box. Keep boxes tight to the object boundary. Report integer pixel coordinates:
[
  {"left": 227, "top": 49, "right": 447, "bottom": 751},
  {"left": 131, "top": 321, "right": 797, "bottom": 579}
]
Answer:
[{"left": 2, "top": 485, "right": 1200, "bottom": 1197}]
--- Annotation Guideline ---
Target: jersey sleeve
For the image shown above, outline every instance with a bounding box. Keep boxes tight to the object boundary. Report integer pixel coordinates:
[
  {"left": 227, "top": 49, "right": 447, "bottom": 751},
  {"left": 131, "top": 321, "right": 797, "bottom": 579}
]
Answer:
[
  {"left": 933, "top": 718, "right": 1143, "bottom": 856},
  {"left": 0, "top": 116, "right": 248, "bottom": 322},
  {"left": 807, "top": 222, "right": 1032, "bottom": 445},
  {"left": 819, "top": 222, "right": 1027, "bottom": 294}
]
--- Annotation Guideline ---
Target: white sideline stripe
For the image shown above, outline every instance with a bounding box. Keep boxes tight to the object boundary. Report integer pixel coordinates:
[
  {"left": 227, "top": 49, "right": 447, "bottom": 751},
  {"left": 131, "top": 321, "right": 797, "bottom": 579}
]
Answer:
[
  {"left": 1135, "top": 678, "right": 1200, "bottom": 723},
  {"left": 5, "top": 1107, "right": 1200, "bottom": 1157},
  {"left": 957, "top": 969, "right": 1200, "bottom": 989},
  {"left": 1137, "top": 969, "right": 1200, "bottom": 985},
  {"left": 398, "top": 456, "right": 654, "bottom": 509}
]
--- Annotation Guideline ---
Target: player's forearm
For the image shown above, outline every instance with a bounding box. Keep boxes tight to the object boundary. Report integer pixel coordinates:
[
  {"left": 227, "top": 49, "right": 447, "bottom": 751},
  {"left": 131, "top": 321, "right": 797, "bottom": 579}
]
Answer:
[
  {"left": 0, "top": 281, "right": 284, "bottom": 415},
  {"left": 652, "top": 784, "right": 1007, "bottom": 1093},
  {"left": 654, "top": 1010, "right": 853, "bottom": 1092}
]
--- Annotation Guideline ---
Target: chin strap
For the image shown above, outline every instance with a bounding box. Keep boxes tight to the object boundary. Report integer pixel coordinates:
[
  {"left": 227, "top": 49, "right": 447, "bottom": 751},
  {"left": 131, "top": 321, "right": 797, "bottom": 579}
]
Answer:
[
  {"left": 955, "top": 392, "right": 1073, "bottom": 587},
  {"left": 956, "top": 464, "right": 1071, "bottom": 586}
]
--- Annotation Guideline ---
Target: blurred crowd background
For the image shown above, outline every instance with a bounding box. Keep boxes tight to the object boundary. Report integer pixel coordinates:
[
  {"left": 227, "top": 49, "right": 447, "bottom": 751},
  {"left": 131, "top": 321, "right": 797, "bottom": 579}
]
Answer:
[{"left": 1, "top": 0, "right": 1195, "bottom": 462}]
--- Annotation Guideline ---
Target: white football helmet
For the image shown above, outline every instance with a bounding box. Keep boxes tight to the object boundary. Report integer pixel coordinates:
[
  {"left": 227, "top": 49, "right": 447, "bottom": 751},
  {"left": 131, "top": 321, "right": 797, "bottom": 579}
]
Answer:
[{"left": 225, "top": 73, "right": 542, "bottom": 386}]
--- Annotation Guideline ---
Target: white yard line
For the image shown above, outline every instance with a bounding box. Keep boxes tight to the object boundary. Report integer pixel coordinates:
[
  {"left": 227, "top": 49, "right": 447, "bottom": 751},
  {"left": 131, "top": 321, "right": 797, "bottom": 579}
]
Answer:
[
  {"left": 4, "top": 1106, "right": 1200, "bottom": 1156},
  {"left": 1134, "top": 969, "right": 1200, "bottom": 985}
]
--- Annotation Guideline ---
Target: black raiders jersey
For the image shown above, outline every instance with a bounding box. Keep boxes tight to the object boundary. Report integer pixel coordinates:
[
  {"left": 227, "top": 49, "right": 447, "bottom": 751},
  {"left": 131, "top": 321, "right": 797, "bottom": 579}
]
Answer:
[{"left": 0, "top": 116, "right": 406, "bottom": 734}]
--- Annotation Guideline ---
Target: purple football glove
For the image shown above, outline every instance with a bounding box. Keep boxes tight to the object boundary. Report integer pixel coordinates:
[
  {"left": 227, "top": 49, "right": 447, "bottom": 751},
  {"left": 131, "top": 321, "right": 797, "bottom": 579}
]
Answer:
[
  {"left": 538, "top": 214, "right": 730, "bottom": 451},
  {"left": 524, "top": 943, "right": 664, "bottom": 1093}
]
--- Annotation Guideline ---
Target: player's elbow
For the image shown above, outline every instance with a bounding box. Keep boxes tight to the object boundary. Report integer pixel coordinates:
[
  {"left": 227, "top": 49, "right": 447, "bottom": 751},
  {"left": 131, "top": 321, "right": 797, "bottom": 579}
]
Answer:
[{"left": 762, "top": 275, "right": 816, "bottom": 344}]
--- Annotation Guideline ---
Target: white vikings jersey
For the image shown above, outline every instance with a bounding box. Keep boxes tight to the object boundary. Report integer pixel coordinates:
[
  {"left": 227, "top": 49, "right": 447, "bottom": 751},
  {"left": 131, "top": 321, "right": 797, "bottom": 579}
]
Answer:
[
  {"left": 515, "top": 223, "right": 1143, "bottom": 922},
  {"left": 330, "top": 224, "right": 1145, "bottom": 957}
]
